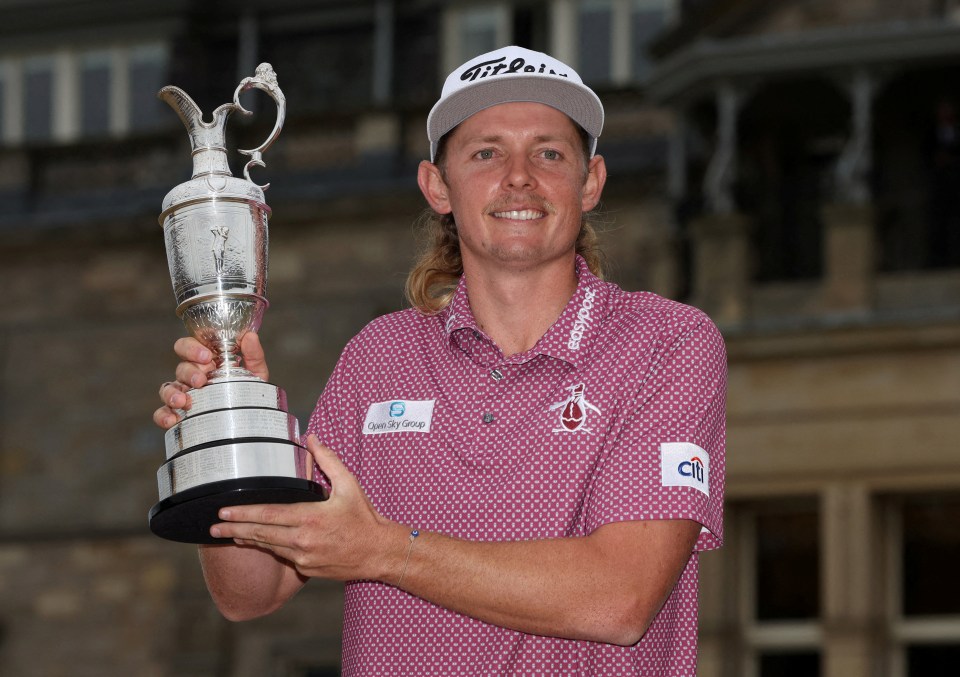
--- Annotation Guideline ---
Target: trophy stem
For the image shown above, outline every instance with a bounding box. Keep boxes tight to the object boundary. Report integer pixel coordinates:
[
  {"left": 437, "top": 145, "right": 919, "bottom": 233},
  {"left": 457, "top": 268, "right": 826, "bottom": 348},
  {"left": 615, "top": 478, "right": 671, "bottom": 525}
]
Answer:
[
  {"left": 209, "top": 336, "right": 257, "bottom": 381},
  {"left": 178, "top": 295, "right": 268, "bottom": 382}
]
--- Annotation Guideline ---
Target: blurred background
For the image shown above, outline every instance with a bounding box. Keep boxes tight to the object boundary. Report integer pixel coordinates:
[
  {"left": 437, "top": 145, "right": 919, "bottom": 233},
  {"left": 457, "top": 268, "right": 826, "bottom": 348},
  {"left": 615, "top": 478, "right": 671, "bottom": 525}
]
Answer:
[{"left": 0, "top": 0, "right": 958, "bottom": 675}]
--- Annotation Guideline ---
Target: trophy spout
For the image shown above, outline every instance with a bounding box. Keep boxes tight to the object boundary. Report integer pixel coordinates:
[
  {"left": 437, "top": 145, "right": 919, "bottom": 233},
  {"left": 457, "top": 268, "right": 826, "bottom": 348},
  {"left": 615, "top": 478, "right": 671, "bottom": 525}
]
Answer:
[
  {"left": 158, "top": 87, "right": 236, "bottom": 179},
  {"left": 157, "top": 62, "right": 285, "bottom": 184}
]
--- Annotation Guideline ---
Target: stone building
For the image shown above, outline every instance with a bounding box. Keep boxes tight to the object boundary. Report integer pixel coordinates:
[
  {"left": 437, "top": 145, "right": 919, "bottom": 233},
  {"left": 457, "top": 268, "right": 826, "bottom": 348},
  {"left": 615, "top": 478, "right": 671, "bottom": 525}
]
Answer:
[{"left": 0, "top": 1, "right": 957, "bottom": 676}]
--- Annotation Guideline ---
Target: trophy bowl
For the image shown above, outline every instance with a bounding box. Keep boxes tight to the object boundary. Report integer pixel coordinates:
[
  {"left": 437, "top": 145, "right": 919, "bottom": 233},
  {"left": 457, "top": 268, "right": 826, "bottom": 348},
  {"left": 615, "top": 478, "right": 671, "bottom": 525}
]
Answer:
[{"left": 148, "top": 64, "right": 326, "bottom": 544}]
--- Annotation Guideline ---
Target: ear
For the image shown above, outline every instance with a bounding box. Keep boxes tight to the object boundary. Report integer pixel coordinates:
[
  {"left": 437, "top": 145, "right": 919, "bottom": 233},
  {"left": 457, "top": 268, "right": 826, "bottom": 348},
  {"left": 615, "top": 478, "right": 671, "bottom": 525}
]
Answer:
[
  {"left": 581, "top": 155, "right": 607, "bottom": 212},
  {"left": 417, "top": 160, "right": 453, "bottom": 215}
]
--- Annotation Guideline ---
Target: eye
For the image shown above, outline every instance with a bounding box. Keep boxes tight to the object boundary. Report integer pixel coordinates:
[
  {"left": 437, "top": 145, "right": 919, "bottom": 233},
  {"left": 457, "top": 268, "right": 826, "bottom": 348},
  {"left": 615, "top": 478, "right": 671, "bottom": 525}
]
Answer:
[
  {"left": 474, "top": 148, "right": 495, "bottom": 160},
  {"left": 541, "top": 149, "right": 562, "bottom": 161}
]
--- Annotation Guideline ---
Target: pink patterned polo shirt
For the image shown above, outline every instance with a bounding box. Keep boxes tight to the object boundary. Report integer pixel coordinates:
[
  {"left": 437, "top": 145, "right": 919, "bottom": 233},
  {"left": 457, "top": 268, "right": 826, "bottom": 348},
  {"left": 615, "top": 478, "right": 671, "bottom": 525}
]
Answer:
[{"left": 306, "top": 256, "right": 727, "bottom": 676}]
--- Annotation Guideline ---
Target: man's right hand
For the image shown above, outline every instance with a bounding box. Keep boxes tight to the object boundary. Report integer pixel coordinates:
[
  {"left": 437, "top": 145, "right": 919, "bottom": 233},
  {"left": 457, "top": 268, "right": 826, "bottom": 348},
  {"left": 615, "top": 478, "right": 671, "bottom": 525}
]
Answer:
[{"left": 152, "top": 332, "right": 269, "bottom": 430}]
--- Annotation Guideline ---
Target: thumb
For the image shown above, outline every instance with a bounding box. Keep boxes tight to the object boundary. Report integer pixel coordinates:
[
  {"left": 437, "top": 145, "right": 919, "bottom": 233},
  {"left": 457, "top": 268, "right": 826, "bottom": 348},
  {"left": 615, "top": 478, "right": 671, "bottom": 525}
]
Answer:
[
  {"left": 239, "top": 331, "right": 270, "bottom": 381},
  {"left": 305, "top": 435, "right": 350, "bottom": 491}
]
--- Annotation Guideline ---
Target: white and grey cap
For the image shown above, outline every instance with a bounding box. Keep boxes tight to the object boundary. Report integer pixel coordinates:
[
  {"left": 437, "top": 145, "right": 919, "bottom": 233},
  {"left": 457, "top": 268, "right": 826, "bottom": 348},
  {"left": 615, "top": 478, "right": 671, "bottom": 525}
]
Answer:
[{"left": 427, "top": 45, "right": 604, "bottom": 162}]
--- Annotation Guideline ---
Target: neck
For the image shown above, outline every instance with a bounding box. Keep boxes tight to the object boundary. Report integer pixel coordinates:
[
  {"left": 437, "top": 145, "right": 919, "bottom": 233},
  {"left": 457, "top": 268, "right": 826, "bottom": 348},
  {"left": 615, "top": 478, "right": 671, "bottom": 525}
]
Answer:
[{"left": 463, "top": 256, "right": 579, "bottom": 356}]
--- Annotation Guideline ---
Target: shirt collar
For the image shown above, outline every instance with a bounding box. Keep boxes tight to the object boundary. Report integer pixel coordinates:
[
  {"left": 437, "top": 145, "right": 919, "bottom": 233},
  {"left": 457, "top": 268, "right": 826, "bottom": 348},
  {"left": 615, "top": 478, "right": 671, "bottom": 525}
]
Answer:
[{"left": 439, "top": 256, "right": 610, "bottom": 369}]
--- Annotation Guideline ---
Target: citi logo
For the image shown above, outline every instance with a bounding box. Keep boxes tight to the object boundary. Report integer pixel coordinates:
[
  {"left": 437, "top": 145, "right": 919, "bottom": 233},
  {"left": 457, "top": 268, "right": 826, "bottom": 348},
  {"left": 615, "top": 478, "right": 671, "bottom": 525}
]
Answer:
[
  {"left": 660, "top": 442, "right": 710, "bottom": 497},
  {"left": 679, "top": 456, "right": 705, "bottom": 483}
]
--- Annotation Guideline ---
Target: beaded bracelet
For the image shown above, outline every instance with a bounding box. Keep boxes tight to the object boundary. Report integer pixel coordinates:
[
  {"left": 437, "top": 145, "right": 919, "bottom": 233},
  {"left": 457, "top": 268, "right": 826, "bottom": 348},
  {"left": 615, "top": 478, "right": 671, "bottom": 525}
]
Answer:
[{"left": 396, "top": 529, "right": 420, "bottom": 588}]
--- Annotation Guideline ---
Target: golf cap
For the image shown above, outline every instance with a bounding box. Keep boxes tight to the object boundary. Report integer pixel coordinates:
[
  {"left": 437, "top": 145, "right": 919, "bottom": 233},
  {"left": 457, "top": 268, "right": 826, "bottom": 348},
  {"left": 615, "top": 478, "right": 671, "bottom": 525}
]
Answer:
[{"left": 427, "top": 45, "right": 604, "bottom": 162}]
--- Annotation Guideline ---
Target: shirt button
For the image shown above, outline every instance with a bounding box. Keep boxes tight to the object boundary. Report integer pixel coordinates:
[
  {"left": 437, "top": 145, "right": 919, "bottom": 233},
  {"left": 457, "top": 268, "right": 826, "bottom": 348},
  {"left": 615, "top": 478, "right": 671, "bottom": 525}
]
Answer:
[
  {"left": 490, "top": 369, "right": 503, "bottom": 381},
  {"left": 482, "top": 413, "right": 495, "bottom": 424}
]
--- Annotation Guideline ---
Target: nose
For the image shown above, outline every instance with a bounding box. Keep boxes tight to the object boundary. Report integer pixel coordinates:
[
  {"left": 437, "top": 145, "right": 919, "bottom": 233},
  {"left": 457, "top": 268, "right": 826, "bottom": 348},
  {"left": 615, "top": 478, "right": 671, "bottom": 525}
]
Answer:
[{"left": 501, "top": 155, "right": 537, "bottom": 191}]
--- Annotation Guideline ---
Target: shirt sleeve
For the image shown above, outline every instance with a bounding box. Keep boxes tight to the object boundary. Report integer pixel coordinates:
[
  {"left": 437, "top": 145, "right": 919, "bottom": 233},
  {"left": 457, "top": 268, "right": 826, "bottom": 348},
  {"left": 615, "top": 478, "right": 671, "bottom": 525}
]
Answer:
[
  {"left": 583, "top": 308, "right": 727, "bottom": 551},
  {"left": 305, "top": 335, "right": 363, "bottom": 481}
]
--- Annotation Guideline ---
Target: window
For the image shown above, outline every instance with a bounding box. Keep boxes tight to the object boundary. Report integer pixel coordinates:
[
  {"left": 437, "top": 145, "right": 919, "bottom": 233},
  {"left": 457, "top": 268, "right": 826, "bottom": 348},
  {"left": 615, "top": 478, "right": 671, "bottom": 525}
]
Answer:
[
  {"left": 443, "top": 3, "right": 512, "bottom": 74},
  {"left": 754, "top": 507, "right": 820, "bottom": 621},
  {"left": 0, "top": 42, "right": 169, "bottom": 147},
  {"left": 725, "top": 497, "right": 823, "bottom": 677},
  {"left": 578, "top": 0, "right": 614, "bottom": 83},
  {"left": 631, "top": 0, "right": 673, "bottom": 81},
  {"left": 0, "top": 71, "right": 6, "bottom": 143},
  {"left": 128, "top": 44, "right": 169, "bottom": 133},
  {"left": 573, "top": 0, "right": 677, "bottom": 86},
  {"left": 80, "top": 51, "right": 112, "bottom": 136},
  {"left": 23, "top": 56, "right": 54, "bottom": 143},
  {"left": 884, "top": 492, "right": 960, "bottom": 677}
]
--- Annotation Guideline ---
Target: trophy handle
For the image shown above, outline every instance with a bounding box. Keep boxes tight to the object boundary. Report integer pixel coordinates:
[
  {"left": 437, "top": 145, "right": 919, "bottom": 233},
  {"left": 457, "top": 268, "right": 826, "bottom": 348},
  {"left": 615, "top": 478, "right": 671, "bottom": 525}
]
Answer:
[{"left": 233, "top": 63, "right": 286, "bottom": 189}]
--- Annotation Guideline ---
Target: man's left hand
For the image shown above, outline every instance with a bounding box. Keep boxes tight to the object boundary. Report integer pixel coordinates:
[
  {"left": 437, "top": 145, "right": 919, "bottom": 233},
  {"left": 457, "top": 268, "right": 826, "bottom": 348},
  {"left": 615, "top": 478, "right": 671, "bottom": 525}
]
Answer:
[{"left": 210, "top": 436, "right": 405, "bottom": 582}]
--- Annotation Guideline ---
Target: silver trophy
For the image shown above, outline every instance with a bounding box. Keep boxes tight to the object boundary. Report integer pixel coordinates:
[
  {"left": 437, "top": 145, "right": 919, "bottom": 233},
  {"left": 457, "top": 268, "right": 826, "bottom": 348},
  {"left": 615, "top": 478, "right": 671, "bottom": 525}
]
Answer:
[{"left": 149, "top": 63, "right": 325, "bottom": 544}]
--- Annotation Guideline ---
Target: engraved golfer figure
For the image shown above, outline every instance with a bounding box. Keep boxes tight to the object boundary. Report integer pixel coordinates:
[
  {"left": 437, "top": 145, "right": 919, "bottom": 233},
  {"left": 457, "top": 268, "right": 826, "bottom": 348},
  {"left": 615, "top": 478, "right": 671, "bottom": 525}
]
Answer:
[{"left": 211, "top": 222, "right": 229, "bottom": 275}]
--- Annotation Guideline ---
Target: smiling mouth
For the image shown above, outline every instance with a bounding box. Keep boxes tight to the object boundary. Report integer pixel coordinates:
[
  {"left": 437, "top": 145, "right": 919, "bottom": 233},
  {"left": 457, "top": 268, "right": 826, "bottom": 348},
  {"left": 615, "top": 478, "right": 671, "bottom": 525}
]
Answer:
[{"left": 491, "top": 209, "right": 545, "bottom": 220}]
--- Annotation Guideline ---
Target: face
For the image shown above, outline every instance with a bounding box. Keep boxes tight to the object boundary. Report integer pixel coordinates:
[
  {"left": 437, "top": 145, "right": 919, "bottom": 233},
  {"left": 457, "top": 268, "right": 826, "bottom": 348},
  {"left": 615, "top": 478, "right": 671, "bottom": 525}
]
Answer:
[{"left": 418, "top": 102, "right": 606, "bottom": 274}]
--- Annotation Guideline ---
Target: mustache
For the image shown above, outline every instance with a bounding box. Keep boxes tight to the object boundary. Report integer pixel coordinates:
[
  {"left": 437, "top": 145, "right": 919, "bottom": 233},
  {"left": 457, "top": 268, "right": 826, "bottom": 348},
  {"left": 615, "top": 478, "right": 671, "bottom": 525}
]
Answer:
[{"left": 485, "top": 194, "right": 555, "bottom": 215}]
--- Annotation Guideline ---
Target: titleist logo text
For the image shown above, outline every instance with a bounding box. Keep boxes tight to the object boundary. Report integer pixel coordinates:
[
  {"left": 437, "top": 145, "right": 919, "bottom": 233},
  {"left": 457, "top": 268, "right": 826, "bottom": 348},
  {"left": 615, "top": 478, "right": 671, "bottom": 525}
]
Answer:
[{"left": 460, "top": 57, "right": 569, "bottom": 82}]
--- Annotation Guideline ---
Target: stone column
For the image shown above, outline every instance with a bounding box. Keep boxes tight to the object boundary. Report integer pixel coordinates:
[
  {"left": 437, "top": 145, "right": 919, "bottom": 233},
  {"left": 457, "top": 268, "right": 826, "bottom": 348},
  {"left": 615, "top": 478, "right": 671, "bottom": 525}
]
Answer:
[
  {"left": 690, "top": 212, "right": 752, "bottom": 325},
  {"left": 821, "top": 203, "right": 875, "bottom": 312},
  {"left": 821, "top": 483, "right": 876, "bottom": 677},
  {"left": 822, "top": 69, "right": 878, "bottom": 313},
  {"left": 688, "top": 82, "right": 752, "bottom": 325},
  {"left": 703, "top": 81, "right": 742, "bottom": 216}
]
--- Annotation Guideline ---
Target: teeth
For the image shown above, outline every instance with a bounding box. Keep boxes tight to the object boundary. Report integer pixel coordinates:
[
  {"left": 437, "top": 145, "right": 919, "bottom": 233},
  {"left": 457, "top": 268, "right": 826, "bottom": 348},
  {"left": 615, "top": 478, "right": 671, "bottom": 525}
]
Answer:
[{"left": 493, "top": 209, "right": 543, "bottom": 220}]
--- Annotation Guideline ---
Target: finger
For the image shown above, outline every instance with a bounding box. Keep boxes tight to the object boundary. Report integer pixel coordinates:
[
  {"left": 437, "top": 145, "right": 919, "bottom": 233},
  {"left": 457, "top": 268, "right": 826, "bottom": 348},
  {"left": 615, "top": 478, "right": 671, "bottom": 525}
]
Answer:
[
  {"left": 210, "top": 508, "right": 301, "bottom": 553},
  {"left": 210, "top": 521, "right": 290, "bottom": 552},
  {"left": 175, "top": 359, "right": 215, "bottom": 389},
  {"left": 216, "top": 502, "right": 300, "bottom": 527},
  {"left": 173, "top": 337, "right": 214, "bottom": 364},
  {"left": 158, "top": 380, "right": 190, "bottom": 410},
  {"left": 239, "top": 332, "right": 269, "bottom": 381},
  {"left": 152, "top": 405, "right": 181, "bottom": 430},
  {"left": 304, "top": 436, "right": 349, "bottom": 491}
]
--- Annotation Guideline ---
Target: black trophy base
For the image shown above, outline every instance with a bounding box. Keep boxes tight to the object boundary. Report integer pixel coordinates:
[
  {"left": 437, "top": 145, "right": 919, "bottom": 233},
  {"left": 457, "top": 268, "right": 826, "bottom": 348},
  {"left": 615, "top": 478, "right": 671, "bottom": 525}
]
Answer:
[{"left": 149, "top": 476, "right": 327, "bottom": 544}]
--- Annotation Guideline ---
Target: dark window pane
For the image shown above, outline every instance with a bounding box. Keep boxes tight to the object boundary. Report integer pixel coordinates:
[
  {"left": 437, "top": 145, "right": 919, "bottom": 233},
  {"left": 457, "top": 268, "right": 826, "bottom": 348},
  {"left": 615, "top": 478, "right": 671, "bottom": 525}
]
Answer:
[
  {"left": 129, "top": 46, "right": 169, "bottom": 132},
  {"left": 578, "top": 2, "right": 612, "bottom": 84},
  {"left": 902, "top": 493, "right": 960, "bottom": 616},
  {"left": 0, "top": 78, "right": 6, "bottom": 141},
  {"left": 24, "top": 60, "right": 53, "bottom": 142},
  {"left": 513, "top": 5, "right": 549, "bottom": 50},
  {"left": 459, "top": 8, "right": 500, "bottom": 60},
  {"left": 392, "top": 11, "right": 439, "bottom": 108},
  {"left": 265, "top": 27, "right": 373, "bottom": 113},
  {"left": 632, "top": 5, "right": 667, "bottom": 82},
  {"left": 759, "top": 651, "right": 821, "bottom": 677},
  {"left": 755, "top": 504, "right": 820, "bottom": 620},
  {"left": 907, "top": 644, "right": 960, "bottom": 676},
  {"left": 81, "top": 56, "right": 111, "bottom": 136}
]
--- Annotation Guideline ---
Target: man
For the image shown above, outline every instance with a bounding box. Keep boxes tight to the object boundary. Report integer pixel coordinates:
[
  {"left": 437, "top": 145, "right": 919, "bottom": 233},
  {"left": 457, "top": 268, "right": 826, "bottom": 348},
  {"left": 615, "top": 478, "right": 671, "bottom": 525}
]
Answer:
[{"left": 155, "top": 45, "right": 726, "bottom": 676}]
